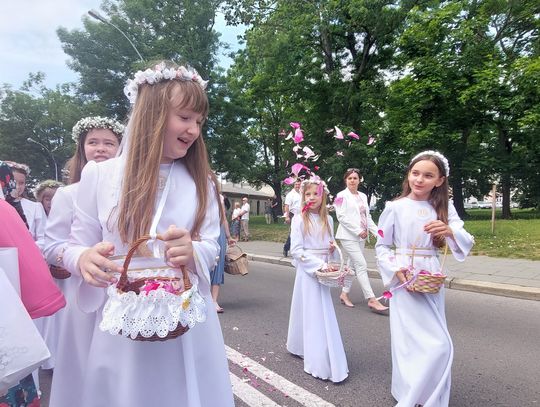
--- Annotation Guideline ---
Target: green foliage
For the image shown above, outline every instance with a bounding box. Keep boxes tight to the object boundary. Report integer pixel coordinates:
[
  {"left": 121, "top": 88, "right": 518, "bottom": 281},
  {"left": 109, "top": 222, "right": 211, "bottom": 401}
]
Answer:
[{"left": 0, "top": 74, "right": 86, "bottom": 182}]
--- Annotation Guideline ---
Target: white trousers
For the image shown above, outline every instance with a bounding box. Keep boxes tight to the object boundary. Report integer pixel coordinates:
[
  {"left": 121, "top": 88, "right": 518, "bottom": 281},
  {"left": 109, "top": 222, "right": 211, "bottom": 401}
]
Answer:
[{"left": 339, "top": 239, "right": 375, "bottom": 299}]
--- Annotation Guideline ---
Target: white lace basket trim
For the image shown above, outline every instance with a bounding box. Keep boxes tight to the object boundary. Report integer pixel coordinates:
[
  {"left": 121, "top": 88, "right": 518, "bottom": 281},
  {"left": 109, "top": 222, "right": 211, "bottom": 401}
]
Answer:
[{"left": 99, "top": 284, "right": 207, "bottom": 339}]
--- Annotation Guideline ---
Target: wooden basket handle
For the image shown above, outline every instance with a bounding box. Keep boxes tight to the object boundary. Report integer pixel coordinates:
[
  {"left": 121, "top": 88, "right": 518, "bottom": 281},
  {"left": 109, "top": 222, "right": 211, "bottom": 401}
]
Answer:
[{"left": 116, "top": 234, "right": 191, "bottom": 293}]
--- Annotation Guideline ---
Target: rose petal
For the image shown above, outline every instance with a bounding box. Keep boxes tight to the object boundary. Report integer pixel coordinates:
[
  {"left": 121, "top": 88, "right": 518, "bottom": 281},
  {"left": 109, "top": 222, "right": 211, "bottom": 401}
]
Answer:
[
  {"left": 334, "top": 126, "right": 344, "bottom": 139},
  {"left": 347, "top": 131, "right": 359, "bottom": 140},
  {"left": 378, "top": 229, "right": 384, "bottom": 238}
]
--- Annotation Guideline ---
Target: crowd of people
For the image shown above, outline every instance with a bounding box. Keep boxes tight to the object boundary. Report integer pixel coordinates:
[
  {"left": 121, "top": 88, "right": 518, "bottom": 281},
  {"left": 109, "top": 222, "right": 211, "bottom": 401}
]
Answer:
[{"left": 0, "top": 60, "right": 474, "bottom": 407}]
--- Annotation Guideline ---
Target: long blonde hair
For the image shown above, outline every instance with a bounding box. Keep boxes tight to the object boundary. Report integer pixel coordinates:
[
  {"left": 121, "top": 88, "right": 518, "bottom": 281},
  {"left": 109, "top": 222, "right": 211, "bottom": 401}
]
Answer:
[
  {"left": 116, "top": 76, "right": 216, "bottom": 246},
  {"left": 301, "top": 182, "right": 332, "bottom": 237}
]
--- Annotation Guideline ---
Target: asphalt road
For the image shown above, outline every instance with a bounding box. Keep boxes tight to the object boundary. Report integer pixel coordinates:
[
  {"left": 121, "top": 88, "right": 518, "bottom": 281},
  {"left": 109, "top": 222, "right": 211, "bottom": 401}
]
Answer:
[
  {"left": 220, "top": 261, "right": 540, "bottom": 407},
  {"left": 39, "top": 260, "right": 540, "bottom": 406}
]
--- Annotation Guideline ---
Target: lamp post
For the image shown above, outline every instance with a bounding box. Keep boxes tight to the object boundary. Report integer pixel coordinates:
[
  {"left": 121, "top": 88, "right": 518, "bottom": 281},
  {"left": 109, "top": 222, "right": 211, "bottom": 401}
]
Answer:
[
  {"left": 88, "top": 9, "right": 144, "bottom": 62},
  {"left": 27, "top": 138, "right": 58, "bottom": 181}
]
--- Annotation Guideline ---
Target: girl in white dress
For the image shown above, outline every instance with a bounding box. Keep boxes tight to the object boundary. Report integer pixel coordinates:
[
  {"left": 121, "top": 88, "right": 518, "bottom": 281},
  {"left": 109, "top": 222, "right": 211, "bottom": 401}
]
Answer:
[
  {"left": 59, "top": 62, "right": 234, "bottom": 407},
  {"left": 287, "top": 178, "right": 348, "bottom": 383},
  {"left": 45, "top": 116, "right": 123, "bottom": 407},
  {"left": 376, "top": 151, "right": 474, "bottom": 407}
]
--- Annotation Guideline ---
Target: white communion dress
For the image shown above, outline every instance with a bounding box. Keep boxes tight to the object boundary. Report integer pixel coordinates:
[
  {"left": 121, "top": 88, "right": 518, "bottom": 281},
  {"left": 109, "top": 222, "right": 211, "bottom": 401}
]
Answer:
[
  {"left": 376, "top": 198, "right": 474, "bottom": 407},
  {"left": 58, "top": 158, "right": 234, "bottom": 407},
  {"left": 45, "top": 183, "right": 100, "bottom": 407},
  {"left": 286, "top": 213, "right": 348, "bottom": 383}
]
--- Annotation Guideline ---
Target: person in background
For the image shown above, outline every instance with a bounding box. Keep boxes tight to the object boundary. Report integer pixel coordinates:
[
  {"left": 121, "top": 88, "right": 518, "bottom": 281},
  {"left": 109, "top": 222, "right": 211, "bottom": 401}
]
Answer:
[
  {"left": 0, "top": 160, "right": 65, "bottom": 407},
  {"left": 211, "top": 194, "right": 236, "bottom": 313},
  {"left": 264, "top": 198, "right": 273, "bottom": 224},
  {"left": 283, "top": 179, "right": 301, "bottom": 257},
  {"left": 6, "top": 161, "right": 46, "bottom": 250},
  {"left": 231, "top": 201, "right": 242, "bottom": 240},
  {"left": 240, "top": 196, "right": 250, "bottom": 241},
  {"left": 34, "top": 179, "right": 64, "bottom": 216},
  {"left": 334, "top": 168, "right": 388, "bottom": 312},
  {"left": 271, "top": 194, "right": 279, "bottom": 223}
]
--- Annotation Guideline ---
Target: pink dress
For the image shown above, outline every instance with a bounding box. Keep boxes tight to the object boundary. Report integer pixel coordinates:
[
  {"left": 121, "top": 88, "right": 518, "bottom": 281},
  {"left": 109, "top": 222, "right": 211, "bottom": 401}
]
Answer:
[{"left": 0, "top": 199, "right": 65, "bottom": 318}]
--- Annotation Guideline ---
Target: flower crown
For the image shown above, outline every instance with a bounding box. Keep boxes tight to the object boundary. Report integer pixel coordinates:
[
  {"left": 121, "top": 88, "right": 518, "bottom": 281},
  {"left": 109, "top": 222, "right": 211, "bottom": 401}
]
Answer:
[
  {"left": 5, "top": 161, "right": 30, "bottom": 176},
  {"left": 72, "top": 116, "right": 125, "bottom": 143},
  {"left": 300, "top": 177, "right": 330, "bottom": 195},
  {"left": 411, "top": 150, "right": 450, "bottom": 177},
  {"left": 124, "top": 62, "right": 208, "bottom": 104},
  {"left": 34, "top": 179, "right": 64, "bottom": 200}
]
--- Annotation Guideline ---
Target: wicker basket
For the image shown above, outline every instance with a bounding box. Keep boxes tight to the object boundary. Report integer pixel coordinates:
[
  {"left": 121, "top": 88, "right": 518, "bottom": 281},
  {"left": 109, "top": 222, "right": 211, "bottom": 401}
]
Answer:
[
  {"left": 113, "top": 234, "right": 193, "bottom": 342},
  {"left": 49, "top": 265, "right": 71, "bottom": 280},
  {"left": 315, "top": 245, "right": 355, "bottom": 288},
  {"left": 405, "top": 244, "right": 448, "bottom": 294}
]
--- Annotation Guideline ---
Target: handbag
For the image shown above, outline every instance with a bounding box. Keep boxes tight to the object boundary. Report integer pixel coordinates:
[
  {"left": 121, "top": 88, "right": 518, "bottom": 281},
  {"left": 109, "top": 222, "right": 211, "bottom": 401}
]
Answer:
[
  {"left": 0, "top": 267, "right": 51, "bottom": 393},
  {"left": 224, "top": 245, "right": 249, "bottom": 276}
]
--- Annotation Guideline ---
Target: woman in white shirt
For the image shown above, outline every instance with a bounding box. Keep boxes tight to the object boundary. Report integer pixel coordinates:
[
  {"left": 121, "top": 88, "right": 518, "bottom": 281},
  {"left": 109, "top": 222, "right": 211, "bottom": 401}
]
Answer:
[{"left": 334, "top": 168, "right": 389, "bottom": 312}]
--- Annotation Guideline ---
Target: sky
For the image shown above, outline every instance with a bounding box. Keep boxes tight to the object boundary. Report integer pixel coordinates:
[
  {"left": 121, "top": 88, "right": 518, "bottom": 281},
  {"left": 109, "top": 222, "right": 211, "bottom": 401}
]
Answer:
[{"left": 0, "top": 0, "right": 245, "bottom": 89}]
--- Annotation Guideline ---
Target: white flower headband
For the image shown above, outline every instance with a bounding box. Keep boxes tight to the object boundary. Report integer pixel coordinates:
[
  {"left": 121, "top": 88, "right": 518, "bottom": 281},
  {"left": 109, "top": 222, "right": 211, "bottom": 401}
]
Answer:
[
  {"left": 5, "top": 161, "right": 30, "bottom": 176},
  {"left": 300, "top": 177, "right": 330, "bottom": 195},
  {"left": 34, "top": 180, "right": 64, "bottom": 200},
  {"left": 72, "top": 116, "right": 125, "bottom": 143},
  {"left": 124, "top": 62, "right": 208, "bottom": 104},
  {"left": 411, "top": 150, "right": 450, "bottom": 177}
]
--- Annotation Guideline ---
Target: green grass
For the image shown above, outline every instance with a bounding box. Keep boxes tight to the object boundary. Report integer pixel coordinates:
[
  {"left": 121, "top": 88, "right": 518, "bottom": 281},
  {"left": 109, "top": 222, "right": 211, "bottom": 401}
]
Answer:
[{"left": 247, "top": 212, "right": 540, "bottom": 261}]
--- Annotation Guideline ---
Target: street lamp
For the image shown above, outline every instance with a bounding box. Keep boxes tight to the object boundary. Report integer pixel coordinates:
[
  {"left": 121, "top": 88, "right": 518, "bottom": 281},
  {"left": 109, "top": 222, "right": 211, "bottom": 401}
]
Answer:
[
  {"left": 88, "top": 9, "right": 144, "bottom": 62},
  {"left": 27, "top": 138, "right": 58, "bottom": 181}
]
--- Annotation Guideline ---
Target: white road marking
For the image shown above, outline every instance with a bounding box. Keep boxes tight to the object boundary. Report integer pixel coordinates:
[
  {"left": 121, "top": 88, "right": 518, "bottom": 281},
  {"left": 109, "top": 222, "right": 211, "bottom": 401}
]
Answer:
[
  {"left": 230, "top": 373, "right": 282, "bottom": 407},
  {"left": 226, "top": 345, "right": 335, "bottom": 407}
]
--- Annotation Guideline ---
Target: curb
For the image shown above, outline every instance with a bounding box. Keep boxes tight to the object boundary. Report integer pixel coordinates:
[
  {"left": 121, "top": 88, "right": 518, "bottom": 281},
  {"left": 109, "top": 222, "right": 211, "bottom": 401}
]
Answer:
[{"left": 247, "top": 253, "right": 540, "bottom": 302}]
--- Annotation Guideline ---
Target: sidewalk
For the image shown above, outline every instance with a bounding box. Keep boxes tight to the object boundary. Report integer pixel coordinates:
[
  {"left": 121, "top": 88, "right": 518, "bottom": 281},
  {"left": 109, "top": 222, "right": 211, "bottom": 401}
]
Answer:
[{"left": 238, "top": 241, "right": 540, "bottom": 301}]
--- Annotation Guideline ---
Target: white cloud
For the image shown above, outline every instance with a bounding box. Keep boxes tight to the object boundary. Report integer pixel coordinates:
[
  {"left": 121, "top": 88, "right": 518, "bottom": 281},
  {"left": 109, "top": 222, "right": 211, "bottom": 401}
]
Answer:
[{"left": 0, "top": 0, "right": 101, "bottom": 88}]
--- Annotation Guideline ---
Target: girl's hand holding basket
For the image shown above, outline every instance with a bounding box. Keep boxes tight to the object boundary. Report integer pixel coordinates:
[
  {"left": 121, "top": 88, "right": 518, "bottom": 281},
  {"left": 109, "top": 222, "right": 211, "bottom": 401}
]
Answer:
[
  {"left": 79, "top": 242, "right": 122, "bottom": 287},
  {"left": 161, "top": 225, "right": 193, "bottom": 268}
]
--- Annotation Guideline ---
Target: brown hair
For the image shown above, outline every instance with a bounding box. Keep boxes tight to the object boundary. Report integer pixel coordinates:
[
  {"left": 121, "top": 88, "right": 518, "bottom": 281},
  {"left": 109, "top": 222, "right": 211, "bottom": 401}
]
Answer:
[
  {"left": 398, "top": 153, "right": 449, "bottom": 246},
  {"left": 66, "top": 128, "right": 122, "bottom": 184},
  {"left": 343, "top": 168, "right": 361, "bottom": 182},
  {"left": 116, "top": 74, "right": 217, "bottom": 247},
  {"left": 301, "top": 182, "right": 332, "bottom": 237}
]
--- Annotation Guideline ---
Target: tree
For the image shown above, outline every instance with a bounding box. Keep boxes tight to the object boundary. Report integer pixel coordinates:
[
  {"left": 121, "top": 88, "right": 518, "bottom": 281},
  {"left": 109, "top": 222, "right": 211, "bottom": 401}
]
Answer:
[
  {"left": 385, "top": 0, "right": 540, "bottom": 216},
  {"left": 0, "top": 73, "right": 86, "bottom": 183},
  {"left": 57, "top": 0, "right": 223, "bottom": 118},
  {"left": 219, "top": 0, "right": 429, "bottom": 200}
]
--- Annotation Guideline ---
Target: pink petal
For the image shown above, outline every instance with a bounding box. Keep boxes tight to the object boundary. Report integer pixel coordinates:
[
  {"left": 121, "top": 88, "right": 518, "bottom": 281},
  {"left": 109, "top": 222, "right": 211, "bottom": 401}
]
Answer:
[
  {"left": 325, "top": 128, "right": 334, "bottom": 133},
  {"left": 285, "top": 132, "right": 293, "bottom": 140},
  {"left": 293, "top": 128, "right": 304, "bottom": 143},
  {"left": 347, "top": 131, "right": 359, "bottom": 140},
  {"left": 367, "top": 136, "right": 375, "bottom": 145},
  {"left": 302, "top": 201, "right": 313, "bottom": 213},
  {"left": 334, "top": 126, "right": 344, "bottom": 139},
  {"left": 293, "top": 145, "right": 300, "bottom": 152},
  {"left": 378, "top": 229, "right": 384, "bottom": 238},
  {"left": 291, "top": 163, "right": 304, "bottom": 176},
  {"left": 314, "top": 165, "right": 320, "bottom": 171},
  {"left": 289, "top": 122, "right": 301, "bottom": 129},
  {"left": 283, "top": 177, "right": 296, "bottom": 185},
  {"left": 382, "top": 291, "right": 393, "bottom": 299},
  {"left": 302, "top": 146, "right": 315, "bottom": 159},
  {"left": 334, "top": 196, "right": 344, "bottom": 206}
]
